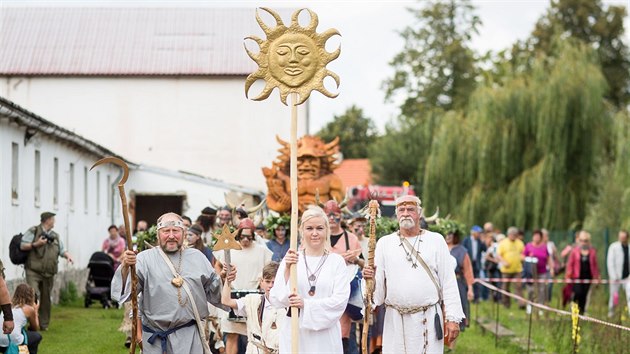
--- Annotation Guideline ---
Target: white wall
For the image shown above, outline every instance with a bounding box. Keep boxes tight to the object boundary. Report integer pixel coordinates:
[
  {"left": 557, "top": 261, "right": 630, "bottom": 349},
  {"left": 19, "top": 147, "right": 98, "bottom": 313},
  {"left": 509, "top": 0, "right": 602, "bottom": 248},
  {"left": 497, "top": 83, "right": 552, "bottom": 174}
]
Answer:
[
  {"left": 0, "top": 121, "right": 121, "bottom": 280},
  {"left": 1, "top": 76, "right": 309, "bottom": 190}
]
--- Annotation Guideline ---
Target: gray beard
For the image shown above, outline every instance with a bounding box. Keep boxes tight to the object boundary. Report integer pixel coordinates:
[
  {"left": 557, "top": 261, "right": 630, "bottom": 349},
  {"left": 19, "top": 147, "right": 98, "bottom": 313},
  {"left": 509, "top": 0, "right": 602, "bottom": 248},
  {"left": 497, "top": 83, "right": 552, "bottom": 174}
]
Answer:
[
  {"left": 400, "top": 219, "right": 415, "bottom": 229},
  {"left": 161, "top": 244, "right": 181, "bottom": 254}
]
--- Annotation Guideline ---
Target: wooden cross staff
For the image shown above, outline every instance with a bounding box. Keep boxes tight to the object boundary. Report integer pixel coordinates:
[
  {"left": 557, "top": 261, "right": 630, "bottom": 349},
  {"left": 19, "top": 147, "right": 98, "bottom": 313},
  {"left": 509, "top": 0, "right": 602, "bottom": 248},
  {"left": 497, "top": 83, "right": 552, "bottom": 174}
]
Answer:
[
  {"left": 244, "top": 8, "right": 340, "bottom": 353},
  {"left": 91, "top": 157, "right": 139, "bottom": 354},
  {"left": 213, "top": 224, "right": 242, "bottom": 278}
]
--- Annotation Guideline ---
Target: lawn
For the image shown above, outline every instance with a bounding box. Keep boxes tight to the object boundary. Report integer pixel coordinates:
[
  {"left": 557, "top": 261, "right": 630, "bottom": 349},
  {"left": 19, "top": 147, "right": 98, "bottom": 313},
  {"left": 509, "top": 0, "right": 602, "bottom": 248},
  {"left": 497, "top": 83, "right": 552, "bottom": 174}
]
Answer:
[
  {"left": 39, "top": 298, "right": 129, "bottom": 354},
  {"left": 30, "top": 284, "right": 630, "bottom": 354}
]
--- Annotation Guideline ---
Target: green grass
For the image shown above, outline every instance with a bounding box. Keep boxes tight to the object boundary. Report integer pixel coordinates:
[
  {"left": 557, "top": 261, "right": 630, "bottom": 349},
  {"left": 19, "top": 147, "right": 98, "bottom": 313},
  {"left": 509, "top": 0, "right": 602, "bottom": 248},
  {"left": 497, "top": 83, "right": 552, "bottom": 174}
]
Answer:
[
  {"left": 28, "top": 285, "right": 630, "bottom": 354},
  {"left": 39, "top": 298, "right": 129, "bottom": 354}
]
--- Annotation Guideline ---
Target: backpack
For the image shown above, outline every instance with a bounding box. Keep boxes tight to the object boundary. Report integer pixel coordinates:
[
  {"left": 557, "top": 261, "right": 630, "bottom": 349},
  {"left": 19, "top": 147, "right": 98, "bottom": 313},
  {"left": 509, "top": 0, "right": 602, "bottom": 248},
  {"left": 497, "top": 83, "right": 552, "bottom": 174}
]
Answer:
[{"left": 9, "top": 233, "right": 29, "bottom": 265}]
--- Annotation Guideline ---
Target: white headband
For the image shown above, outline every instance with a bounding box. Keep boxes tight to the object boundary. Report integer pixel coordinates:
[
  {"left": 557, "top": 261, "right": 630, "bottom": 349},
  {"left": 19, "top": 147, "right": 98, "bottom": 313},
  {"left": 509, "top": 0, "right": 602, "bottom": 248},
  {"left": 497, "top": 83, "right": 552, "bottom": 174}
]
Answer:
[{"left": 157, "top": 220, "right": 185, "bottom": 230}]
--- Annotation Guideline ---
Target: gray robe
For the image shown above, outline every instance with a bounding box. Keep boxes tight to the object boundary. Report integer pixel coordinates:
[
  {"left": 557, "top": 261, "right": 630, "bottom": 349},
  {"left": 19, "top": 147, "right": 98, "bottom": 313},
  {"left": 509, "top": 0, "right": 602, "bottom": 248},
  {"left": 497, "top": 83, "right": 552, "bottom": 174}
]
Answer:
[{"left": 111, "top": 247, "right": 228, "bottom": 354}]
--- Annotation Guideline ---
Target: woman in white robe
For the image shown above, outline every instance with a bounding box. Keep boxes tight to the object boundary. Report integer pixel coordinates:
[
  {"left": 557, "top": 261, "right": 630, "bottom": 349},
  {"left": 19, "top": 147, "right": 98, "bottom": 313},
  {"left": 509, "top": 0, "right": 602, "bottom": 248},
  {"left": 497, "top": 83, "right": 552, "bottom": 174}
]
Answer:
[{"left": 270, "top": 206, "right": 349, "bottom": 354}]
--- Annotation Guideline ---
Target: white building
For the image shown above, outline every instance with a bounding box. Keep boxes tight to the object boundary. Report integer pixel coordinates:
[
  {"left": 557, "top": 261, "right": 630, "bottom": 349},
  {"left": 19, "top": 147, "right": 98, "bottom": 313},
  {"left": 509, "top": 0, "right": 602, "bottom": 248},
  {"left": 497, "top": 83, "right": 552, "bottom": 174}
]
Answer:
[
  {"left": 0, "top": 97, "right": 262, "bottom": 292},
  {"left": 0, "top": 6, "right": 309, "bottom": 190}
]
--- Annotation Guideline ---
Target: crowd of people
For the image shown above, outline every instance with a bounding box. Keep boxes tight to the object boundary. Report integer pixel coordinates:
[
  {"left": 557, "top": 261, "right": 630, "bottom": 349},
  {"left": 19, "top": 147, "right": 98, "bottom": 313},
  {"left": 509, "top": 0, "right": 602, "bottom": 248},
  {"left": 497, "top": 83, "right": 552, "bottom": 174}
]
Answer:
[
  {"left": 446, "top": 223, "right": 630, "bottom": 320},
  {"left": 1, "top": 203, "right": 627, "bottom": 353}
]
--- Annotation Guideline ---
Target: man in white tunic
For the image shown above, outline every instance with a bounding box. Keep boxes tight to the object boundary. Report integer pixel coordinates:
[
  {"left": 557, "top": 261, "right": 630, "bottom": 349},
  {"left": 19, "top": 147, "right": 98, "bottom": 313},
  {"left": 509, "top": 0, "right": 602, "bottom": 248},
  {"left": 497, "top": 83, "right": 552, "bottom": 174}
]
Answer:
[
  {"left": 112, "top": 212, "right": 233, "bottom": 354},
  {"left": 363, "top": 196, "right": 464, "bottom": 354}
]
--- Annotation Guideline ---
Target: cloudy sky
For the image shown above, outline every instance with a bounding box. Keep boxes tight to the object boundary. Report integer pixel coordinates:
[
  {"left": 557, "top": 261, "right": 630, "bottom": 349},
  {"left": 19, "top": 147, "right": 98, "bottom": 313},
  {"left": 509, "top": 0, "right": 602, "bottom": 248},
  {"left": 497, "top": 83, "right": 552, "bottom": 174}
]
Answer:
[{"left": 5, "top": 0, "right": 629, "bottom": 132}]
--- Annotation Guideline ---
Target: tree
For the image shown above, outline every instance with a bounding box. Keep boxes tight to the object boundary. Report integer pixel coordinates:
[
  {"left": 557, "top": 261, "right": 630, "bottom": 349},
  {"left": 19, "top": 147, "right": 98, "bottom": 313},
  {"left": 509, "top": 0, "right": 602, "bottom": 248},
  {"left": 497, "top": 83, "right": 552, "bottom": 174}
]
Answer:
[
  {"left": 316, "top": 105, "right": 377, "bottom": 159},
  {"left": 383, "top": 0, "right": 480, "bottom": 118},
  {"left": 422, "top": 40, "right": 611, "bottom": 229},
  {"left": 529, "top": 0, "right": 629, "bottom": 107}
]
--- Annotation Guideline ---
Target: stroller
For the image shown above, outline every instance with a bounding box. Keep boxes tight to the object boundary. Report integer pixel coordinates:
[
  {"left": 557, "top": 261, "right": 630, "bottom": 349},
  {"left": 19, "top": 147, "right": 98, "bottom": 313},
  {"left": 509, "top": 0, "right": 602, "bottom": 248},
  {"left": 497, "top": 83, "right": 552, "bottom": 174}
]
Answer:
[{"left": 84, "top": 251, "right": 117, "bottom": 308}]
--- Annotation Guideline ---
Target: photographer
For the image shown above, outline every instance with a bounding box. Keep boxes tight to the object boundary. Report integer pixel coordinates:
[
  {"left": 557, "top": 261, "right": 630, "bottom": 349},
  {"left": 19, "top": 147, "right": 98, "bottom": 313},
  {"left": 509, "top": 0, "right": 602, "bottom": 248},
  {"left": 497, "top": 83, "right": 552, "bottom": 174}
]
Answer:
[{"left": 20, "top": 212, "right": 73, "bottom": 331}]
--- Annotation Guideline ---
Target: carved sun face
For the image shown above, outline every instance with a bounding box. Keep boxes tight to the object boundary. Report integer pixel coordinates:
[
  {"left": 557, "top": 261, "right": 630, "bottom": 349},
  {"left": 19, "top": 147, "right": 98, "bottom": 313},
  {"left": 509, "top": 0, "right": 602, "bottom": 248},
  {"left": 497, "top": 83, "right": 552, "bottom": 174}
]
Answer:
[{"left": 245, "top": 8, "right": 341, "bottom": 105}]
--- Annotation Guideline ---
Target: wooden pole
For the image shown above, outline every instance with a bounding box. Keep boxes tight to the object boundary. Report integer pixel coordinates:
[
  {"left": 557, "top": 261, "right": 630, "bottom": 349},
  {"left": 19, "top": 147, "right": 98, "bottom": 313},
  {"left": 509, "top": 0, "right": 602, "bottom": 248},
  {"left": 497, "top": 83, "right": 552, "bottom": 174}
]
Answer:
[
  {"left": 91, "top": 157, "right": 139, "bottom": 354},
  {"left": 290, "top": 92, "right": 300, "bottom": 353},
  {"left": 362, "top": 200, "right": 379, "bottom": 354}
]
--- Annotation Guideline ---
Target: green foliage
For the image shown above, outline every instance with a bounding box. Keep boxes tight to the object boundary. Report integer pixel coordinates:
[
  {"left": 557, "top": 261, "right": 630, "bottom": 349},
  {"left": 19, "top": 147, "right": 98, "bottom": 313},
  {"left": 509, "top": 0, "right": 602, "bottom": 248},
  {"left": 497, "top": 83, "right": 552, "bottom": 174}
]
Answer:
[
  {"left": 316, "top": 105, "right": 377, "bottom": 158},
  {"left": 369, "top": 110, "right": 440, "bottom": 188},
  {"left": 264, "top": 213, "right": 291, "bottom": 236},
  {"left": 59, "top": 281, "right": 78, "bottom": 306},
  {"left": 423, "top": 40, "right": 610, "bottom": 230},
  {"left": 135, "top": 225, "right": 157, "bottom": 251},
  {"left": 528, "top": 0, "right": 630, "bottom": 107},
  {"left": 584, "top": 110, "right": 630, "bottom": 230},
  {"left": 375, "top": 217, "right": 399, "bottom": 238},
  {"left": 383, "top": 0, "right": 480, "bottom": 116},
  {"left": 429, "top": 218, "right": 467, "bottom": 237}
]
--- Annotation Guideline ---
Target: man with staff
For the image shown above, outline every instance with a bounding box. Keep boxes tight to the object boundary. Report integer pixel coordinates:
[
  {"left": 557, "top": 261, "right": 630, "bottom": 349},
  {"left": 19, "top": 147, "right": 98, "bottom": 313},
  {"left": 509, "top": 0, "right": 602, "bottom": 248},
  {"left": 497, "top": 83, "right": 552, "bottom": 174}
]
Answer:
[
  {"left": 363, "top": 195, "right": 464, "bottom": 354},
  {"left": 112, "top": 212, "right": 234, "bottom": 354}
]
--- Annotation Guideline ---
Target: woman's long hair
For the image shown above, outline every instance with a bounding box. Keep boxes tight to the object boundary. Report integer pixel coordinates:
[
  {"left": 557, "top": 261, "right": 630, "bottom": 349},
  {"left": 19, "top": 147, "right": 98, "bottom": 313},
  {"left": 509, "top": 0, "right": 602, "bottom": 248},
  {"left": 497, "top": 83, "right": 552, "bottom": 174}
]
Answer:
[{"left": 12, "top": 283, "right": 35, "bottom": 308}]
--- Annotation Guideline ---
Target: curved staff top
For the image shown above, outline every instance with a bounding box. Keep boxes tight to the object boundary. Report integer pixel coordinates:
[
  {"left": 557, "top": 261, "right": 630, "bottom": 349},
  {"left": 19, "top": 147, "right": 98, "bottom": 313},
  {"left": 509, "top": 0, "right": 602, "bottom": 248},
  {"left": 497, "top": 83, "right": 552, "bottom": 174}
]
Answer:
[{"left": 244, "top": 8, "right": 341, "bottom": 354}]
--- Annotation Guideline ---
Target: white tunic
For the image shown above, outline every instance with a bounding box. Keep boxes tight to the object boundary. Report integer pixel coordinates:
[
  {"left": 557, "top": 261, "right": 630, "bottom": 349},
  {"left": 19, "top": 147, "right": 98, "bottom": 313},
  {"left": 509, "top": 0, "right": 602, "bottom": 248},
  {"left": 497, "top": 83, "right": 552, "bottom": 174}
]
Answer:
[
  {"left": 214, "top": 244, "right": 273, "bottom": 335},
  {"left": 373, "top": 231, "right": 465, "bottom": 354},
  {"left": 234, "top": 294, "right": 281, "bottom": 353},
  {"left": 270, "top": 252, "right": 349, "bottom": 354},
  {"left": 111, "top": 247, "right": 228, "bottom": 354}
]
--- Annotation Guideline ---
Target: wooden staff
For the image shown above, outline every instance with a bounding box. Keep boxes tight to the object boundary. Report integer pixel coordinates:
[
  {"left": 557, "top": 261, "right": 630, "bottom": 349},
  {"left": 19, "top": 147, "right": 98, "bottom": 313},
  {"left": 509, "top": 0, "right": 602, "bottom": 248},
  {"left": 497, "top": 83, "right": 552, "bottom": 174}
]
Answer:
[
  {"left": 289, "top": 92, "right": 299, "bottom": 353},
  {"left": 362, "top": 199, "right": 380, "bottom": 354},
  {"left": 91, "top": 157, "right": 138, "bottom": 354}
]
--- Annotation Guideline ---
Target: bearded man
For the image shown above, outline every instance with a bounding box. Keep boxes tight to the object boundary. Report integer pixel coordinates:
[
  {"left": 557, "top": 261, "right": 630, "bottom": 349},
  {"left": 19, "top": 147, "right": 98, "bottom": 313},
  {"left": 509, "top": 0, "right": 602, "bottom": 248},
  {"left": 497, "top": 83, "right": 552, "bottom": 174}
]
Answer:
[
  {"left": 112, "top": 212, "right": 234, "bottom": 354},
  {"left": 363, "top": 196, "right": 464, "bottom": 354}
]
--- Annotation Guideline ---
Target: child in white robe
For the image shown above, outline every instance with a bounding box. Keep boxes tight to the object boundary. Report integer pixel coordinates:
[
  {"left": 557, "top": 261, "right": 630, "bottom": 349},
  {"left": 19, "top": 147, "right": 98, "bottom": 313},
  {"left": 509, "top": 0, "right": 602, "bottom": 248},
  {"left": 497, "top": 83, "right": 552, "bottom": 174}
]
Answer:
[{"left": 222, "top": 262, "right": 281, "bottom": 353}]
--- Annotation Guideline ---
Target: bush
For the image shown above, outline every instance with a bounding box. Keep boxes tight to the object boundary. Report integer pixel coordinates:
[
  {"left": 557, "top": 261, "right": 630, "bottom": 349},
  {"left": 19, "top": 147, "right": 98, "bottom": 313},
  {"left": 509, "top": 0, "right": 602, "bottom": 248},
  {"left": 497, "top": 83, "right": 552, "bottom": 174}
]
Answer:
[{"left": 59, "top": 281, "right": 78, "bottom": 306}]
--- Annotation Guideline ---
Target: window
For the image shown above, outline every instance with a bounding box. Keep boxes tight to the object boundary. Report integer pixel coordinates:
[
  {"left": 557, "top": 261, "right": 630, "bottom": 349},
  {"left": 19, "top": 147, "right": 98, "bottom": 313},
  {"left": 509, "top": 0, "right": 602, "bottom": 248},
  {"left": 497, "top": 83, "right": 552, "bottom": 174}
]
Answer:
[
  {"left": 34, "top": 150, "right": 41, "bottom": 207},
  {"left": 11, "top": 143, "right": 19, "bottom": 204},
  {"left": 69, "top": 163, "right": 75, "bottom": 211},
  {"left": 106, "top": 175, "right": 112, "bottom": 216},
  {"left": 53, "top": 158, "right": 59, "bottom": 209},
  {"left": 84, "top": 166, "right": 88, "bottom": 214},
  {"left": 96, "top": 171, "right": 101, "bottom": 215}
]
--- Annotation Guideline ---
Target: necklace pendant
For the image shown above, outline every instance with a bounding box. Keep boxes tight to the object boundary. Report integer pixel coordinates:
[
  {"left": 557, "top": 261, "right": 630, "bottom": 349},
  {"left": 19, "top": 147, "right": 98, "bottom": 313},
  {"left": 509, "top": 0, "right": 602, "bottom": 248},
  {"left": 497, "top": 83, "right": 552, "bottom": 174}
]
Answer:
[
  {"left": 171, "top": 276, "right": 184, "bottom": 288},
  {"left": 271, "top": 322, "right": 277, "bottom": 329},
  {"left": 412, "top": 263, "right": 418, "bottom": 269},
  {"left": 308, "top": 274, "right": 316, "bottom": 282},
  {"left": 308, "top": 286, "right": 316, "bottom": 296},
  {"left": 406, "top": 255, "right": 412, "bottom": 262}
]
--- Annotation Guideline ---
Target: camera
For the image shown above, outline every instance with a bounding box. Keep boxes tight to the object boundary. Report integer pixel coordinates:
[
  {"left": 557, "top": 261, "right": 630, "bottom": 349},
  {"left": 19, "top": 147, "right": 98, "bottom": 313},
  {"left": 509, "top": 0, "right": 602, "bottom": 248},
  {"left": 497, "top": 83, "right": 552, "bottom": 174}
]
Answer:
[{"left": 42, "top": 233, "right": 56, "bottom": 243}]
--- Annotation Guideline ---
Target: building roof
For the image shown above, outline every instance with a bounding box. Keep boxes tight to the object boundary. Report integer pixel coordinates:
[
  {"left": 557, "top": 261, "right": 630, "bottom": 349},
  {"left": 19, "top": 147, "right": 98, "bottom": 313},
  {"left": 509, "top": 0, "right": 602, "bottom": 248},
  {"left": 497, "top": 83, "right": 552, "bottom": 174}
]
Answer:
[
  {"left": 0, "top": 96, "right": 125, "bottom": 160},
  {"left": 336, "top": 158, "right": 372, "bottom": 187},
  {"left": 0, "top": 7, "right": 280, "bottom": 76}
]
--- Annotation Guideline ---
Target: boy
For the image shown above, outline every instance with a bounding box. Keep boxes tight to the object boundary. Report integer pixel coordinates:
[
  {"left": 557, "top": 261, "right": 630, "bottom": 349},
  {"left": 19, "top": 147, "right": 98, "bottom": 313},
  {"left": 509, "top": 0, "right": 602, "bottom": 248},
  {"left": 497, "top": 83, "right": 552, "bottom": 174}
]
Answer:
[{"left": 221, "top": 262, "right": 281, "bottom": 354}]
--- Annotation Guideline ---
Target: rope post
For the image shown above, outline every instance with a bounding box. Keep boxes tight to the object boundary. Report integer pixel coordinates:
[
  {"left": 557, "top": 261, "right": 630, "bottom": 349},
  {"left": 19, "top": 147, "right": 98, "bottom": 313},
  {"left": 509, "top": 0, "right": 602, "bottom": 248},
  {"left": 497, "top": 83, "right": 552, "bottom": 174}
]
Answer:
[
  {"left": 527, "top": 305, "right": 533, "bottom": 354},
  {"left": 495, "top": 295, "right": 500, "bottom": 348}
]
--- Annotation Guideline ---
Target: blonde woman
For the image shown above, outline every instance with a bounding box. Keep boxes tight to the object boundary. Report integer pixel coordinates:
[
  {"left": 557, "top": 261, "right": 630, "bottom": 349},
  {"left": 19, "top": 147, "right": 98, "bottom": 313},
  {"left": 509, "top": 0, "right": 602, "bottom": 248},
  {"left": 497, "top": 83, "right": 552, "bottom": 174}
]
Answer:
[{"left": 270, "top": 206, "right": 349, "bottom": 353}]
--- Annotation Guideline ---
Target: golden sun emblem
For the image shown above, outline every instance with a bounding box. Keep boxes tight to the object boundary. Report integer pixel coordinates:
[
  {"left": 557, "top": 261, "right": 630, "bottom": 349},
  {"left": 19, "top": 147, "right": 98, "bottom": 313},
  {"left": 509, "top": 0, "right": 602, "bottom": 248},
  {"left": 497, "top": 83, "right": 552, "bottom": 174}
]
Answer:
[{"left": 245, "top": 8, "right": 341, "bottom": 105}]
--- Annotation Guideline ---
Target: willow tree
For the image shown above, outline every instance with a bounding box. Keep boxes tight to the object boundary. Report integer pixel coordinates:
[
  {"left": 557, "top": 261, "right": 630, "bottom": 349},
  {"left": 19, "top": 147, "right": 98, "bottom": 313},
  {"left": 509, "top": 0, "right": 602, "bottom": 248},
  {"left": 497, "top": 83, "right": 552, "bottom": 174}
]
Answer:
[
  {"left": 422, "top": 40, "right": 611, "bottom": 230},
  {"left": 584, "top": 110, "right": 630, "bottom": 230}
]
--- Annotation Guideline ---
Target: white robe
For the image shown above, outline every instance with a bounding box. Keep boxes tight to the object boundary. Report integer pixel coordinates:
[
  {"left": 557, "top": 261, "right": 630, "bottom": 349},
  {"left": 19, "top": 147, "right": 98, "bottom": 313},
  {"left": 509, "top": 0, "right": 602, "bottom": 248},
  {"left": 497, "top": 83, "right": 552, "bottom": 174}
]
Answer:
[
  {"left": 372, "top": 231, "right": 465, "bottom": 354},
  {"left": 111, "top": 247, "right": 228, "bottom": 354},
  {"left": 234, "top": 294, "right": 281, "bottom": 353},
  {"left": 270, "top": 252, "right": 349, "bottom": 354},
  {"left": 214, "top": 244, "right": 273, "bottom": 335}
]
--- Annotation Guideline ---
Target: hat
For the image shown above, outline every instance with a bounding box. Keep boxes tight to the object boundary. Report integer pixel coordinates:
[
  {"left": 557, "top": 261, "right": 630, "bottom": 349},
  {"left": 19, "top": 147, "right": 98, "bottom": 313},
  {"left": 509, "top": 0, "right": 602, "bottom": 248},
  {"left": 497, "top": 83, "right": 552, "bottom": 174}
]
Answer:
[
  {"left": 323, "top": 200, "right": 341, "bottom": 214},
  {"left": 40, "top": 212, "right": 56, "bottom": 222},
  {"left": 201, "top": 207, "right": 216, "bottom": 216},
  {"left": 471, "top": 225, "right": 483, "bottom": 233},
  {"left": 238, "top": 218, "right": 256, "bottom": 231},
  {"left": 256, "top": 223, "right": 266, "bottom": 231},
  {"left": 188, "top": 224, "right": 203, "bottom": 236}
]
